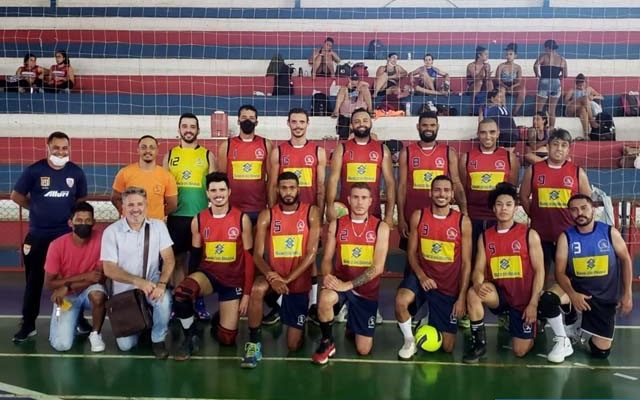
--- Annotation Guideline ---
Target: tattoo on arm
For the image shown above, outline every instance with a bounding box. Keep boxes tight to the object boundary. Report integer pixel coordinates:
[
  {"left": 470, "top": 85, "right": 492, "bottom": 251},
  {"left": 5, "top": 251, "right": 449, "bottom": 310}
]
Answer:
[{"left": 351, "top": 268, "right": 376, "bottom": 288}]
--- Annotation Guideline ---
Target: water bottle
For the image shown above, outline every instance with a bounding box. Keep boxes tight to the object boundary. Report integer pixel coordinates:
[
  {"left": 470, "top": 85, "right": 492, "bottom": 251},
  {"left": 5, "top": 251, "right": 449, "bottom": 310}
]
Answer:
[
  {"left": 407, "top": 52, "right": 412, "bottom": 60},
  {"left": 405, "top": 101, "right": 411, "bottom": 115},
  {"left": 298, "top": 67, "right": 304, "bottom": 77}
]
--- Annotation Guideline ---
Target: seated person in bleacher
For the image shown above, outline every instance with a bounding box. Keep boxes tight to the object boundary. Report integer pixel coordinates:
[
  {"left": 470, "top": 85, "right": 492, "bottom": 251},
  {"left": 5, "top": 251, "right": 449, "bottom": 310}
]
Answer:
[
  {"left": 373, "top": 52, "right": 409, "bottom": 98},
  {"left": 564, "top": 73, "right": 604, "bottom": 141},
  {"left": 15, "top": 53, "right": 46, "bottom": 93},
  {"left": 494, "top": 43, "right": 525, "bottom": 116},
  {"left": 466, "top": 46, "right": 493, "bottom": 105},
  {"left": 332, "top": 71, "right": 372, "bottom": 139},
  {"left": 524, "top": 111, "right": 550, "bottom": 165},
  {"left": 309, "top": 37, "right": 341, "bottom": 78},
  {"left": 44, "top": 50, "right": 75, "bottom": 93},
  {"left": 409, "top": 53, "right": 450, "bottom": 95},
  {"left": 478, "top": 89, "right": 519, "bottom": 149}
]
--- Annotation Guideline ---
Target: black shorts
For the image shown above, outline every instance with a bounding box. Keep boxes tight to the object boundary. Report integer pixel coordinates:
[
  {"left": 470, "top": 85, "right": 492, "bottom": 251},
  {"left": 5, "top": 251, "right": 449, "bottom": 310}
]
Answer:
[
  {"left": 167, "top": 215, "right": 193, "bottom": 255},
  {"left": 338, "top": 291, "right": 378, "bottom": 338},
  {"left": 581, "top": 297, "right": 616, "bottom": 340},
  {"left": 541, "top": 241, "right": 557, "bottom": 274},
  {"left": 280, "top": 293, "right": 309, "bottom": 330},
  {"left": 200, "top": 270, "right": 243, "bottom": 302},
  {"left": 471, "top": 218, "right": 496, "bottom": 261},
  {"left": 399, "top": 273, "right": 458, "bottom": 334},
  {"left": 489, "top": 286, "right": 536, "bottom": 340},
  {"left": 336, "top": 115, "right": 351, "bottom": 140}
]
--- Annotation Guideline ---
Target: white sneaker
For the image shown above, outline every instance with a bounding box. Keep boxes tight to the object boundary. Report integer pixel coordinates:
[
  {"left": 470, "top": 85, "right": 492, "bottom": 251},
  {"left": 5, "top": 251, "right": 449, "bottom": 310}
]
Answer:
[
  {"left": 547, "top": 336, "right": 573, "bottom": 363},
  {"left": 376, "top": 310, "right": 384, "bottom": 325},
  {"left": 89, "top": 331, "right": 106, "bottom": 352},
  {"left": 398, "top": 339, "right": 417, "bottom": 360},
  {"left": 335, "top": 304, "right": 348, "bottom": 323}
]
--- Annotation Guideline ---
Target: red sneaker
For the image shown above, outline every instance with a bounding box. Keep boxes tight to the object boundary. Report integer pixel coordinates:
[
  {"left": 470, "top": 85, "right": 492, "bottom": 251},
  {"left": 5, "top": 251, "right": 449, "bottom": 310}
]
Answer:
[{"left": 311, "top": 339, "right": 336, "bottom": 365}]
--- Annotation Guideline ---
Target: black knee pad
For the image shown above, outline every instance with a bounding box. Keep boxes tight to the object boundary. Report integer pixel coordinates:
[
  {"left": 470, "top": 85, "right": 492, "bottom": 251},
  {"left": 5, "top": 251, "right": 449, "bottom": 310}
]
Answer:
[
  {"left": 173, "top": 299, "right": 194, "bottom": 320},
  {"left": 538, "top": 291, "right": 561, "bottom": 319},
  {"left": 589, "top": 338, "right": 611, "bottom": 359}
]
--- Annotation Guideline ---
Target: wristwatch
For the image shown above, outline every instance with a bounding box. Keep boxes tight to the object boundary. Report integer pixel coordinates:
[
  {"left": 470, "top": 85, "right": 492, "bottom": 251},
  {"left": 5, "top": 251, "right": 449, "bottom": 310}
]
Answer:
[{"left": 65, "top": 282, "right": 73, "bottom": 291}]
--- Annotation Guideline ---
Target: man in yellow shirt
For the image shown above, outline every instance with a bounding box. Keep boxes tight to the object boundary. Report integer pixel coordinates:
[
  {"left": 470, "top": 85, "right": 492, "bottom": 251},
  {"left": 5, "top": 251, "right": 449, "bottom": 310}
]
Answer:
[{"left": 112, "top": 135, "right": 178, "bottom": 220}]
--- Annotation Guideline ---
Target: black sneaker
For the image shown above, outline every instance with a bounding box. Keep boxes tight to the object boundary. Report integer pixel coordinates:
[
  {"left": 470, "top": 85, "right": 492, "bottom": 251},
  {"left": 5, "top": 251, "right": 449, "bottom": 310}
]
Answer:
[
  {"left": 152, "top": 341, "right": 169, "bottom": 360},
  {"left": 307, "top": 305, "right": 320, "bottom": 326},
  {"left": 262, "top": 308, "right": 281, "bottom": 326},
  {"left": 462, "top": 342, "right": 487, "bottom": 364},
  {"left": 12, "top": 325, "right": 36, "bottom": 343},
  {"left": 76, "top": 316, "right": 93, "bottom": 335},
  {"left": 174, "top": 329, "right": 197, "bottom": 361}
]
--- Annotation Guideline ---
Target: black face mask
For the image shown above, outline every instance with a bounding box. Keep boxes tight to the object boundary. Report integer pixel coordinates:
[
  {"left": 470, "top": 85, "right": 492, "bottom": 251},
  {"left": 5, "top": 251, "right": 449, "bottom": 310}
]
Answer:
[
  {"left": 239, "top": 120, "right": 256, "bottom": 134},
  {"left": 354, "top": 127, "right": 371, "bottom": 138},
  {"left": 419, "top": 130, "right": 437, "bottom": 143},
  {"left": 73, "top": 224, "right": 93, "bottom": 239}
]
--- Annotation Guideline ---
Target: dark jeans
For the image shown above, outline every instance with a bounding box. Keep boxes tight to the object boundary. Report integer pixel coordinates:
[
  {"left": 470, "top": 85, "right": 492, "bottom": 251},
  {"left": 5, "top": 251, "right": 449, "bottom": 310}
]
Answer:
[{"left": 22, "top": 234, "right": 56, "bottom": 327}]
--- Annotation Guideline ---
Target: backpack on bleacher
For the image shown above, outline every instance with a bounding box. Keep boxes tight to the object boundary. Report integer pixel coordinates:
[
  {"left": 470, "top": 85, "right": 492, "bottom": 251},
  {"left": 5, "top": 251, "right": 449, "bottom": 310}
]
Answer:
[
  {"left": 366, "top": 40, "right": 386, "bottom": 60},
  {"left": 620, "top": 93, "right": 640, "bottom": 116},
  {"left": 590, "top": 112, "right": 615, "bottom": 141},
  {"left": 266, "top": 54, "right": 294, "bottom": 96},
  {"left": 336, "top": 63, "right": 351, "bottom": 77},
  {"left": 311, "top": 93, "right": 329, "bottom": 116}
]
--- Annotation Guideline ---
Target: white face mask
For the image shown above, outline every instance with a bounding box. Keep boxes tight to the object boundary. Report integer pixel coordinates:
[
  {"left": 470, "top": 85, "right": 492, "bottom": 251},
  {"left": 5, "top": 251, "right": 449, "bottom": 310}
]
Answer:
[{"left": 49, "top": 154, "right": 69, "bottom": 167}]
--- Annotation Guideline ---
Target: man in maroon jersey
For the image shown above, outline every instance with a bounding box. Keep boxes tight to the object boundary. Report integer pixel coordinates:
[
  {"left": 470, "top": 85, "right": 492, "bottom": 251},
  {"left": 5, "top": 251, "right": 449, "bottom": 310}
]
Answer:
[
  {"left": 395, "top": 175, "right": 472, "bottom": 359},
  {"left": 464, "top": 182, "right": 545, "bottom": 363},
  {"left": 519, "top": 128, "right": 591, "bottom": 277},
  {"left": 326, "top": 108, "right": 396, "bottom": 226},
  {"left": 171, "top": 172, "right": 254, "bottom": 361},
  {"left": 459, "top": 118, "right": 519, "bottom": 257},
  {"left": 241, "top": 172, "right": 321, "bottom": 368},
  {"left": 312, "top": 183, "right": 390, "bottom": 364},
  {"left": 217, "top": 105, "right": 273, "bottom": 225}
]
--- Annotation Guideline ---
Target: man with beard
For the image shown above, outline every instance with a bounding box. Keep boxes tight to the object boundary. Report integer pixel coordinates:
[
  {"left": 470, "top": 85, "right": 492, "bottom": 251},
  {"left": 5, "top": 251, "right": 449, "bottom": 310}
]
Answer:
[
  {"left": 395, "top": 176, "right": 472, "bottom": 359},
  {"left": 172, "top": 172, "right": 254, "bottom": 360},
  {"left": 112, "top": 135, "right": 178, "bottom": 220},
  {"left": 241, "top": 172, "right": 321, "bottom": 368},
  {"left": 10, "top": 131, "right": 88, "bottom": 342},
  {"left": 397, "top": 111, "right": 466, "bottom": 250},
  {"left": 464, "top": 183, "right": 545, "bottom": 363},
  {"left": 266, "top": 108, "right": 327, "bottom": 325},
  {"left": 538, "top": 194, "right": 632, "bottom": 363},
  {"left": 519, "top": 129, "right": 591, "bottom": 277},
  {"left": 312, "top": 183, "right": 390, "bottom": 364},
  {"left": 326, "top": 108, "right": 395, "bottom": 226},
  {"left": 164, "top": 113, "right": 216, "bottom": 318},
  {"left": 218, "top": 105, "right": 272, "bottom": 225},
  {"left": 459, "top": 118, "right": 519, "bottom": 257}
]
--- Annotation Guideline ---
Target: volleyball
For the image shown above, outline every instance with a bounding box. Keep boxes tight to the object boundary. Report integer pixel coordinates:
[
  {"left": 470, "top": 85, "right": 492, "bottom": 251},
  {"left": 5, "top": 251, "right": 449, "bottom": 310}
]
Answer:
[
  {"left": 415, "top": 324, "right": 443, "bottom": 352},
  {"left": 333, "top": 201, "right": 349, "bottom": 218}
]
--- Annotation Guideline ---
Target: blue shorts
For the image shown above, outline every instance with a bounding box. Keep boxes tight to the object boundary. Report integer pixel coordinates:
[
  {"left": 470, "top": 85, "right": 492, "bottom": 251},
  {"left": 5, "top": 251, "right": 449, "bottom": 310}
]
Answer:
[
  {"left": 338, "top": 290, "right": 378, "bottom": 338},
  {"left": 399, "top": 273, "right": 458, "bottom": 334},
  {"left": 245, "top": 211, "right": 260, "bottom": 226},
  {"left": 280, "top": 292, "right": 309, "bottom": 330},
  {"left": 490, "top": 286, "right": 536, "bottom": 340},
  {"left": 537, "top": 78, "right": 561, "bottom": 99},
  {"left": 201, "top": 270, "right": 243, "bottom": 302}
]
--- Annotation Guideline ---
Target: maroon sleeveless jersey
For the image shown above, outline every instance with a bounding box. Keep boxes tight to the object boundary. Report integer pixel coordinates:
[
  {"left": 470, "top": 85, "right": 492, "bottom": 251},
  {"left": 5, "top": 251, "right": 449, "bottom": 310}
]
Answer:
[
  {"left": 226, "top": 136, "right": 268, "bottom": 213},
  {"left": 465, "top": 146, "right": 511, "bottom": 220},
  {"left": 339, "top": 139, "right": 384, "bottom": 217},
  {"left": 278, "top": 141, "right": 319, "bottom": 205},
  {"left": 404, "top": 143, "right": 449, "bottom": 223}
]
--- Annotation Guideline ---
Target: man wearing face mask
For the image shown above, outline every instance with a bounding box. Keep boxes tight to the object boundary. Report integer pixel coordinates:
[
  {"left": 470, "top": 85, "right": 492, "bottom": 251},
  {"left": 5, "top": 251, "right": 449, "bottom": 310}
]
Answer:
[
  {"left": 10, "top": 131, "right": 88, "bottom": 342},
  {"left": 218, "top": 105, "right": 273, "bottom": 225},
  {"left": 44, "top": 201, "right": 106, "bottom": 352}
]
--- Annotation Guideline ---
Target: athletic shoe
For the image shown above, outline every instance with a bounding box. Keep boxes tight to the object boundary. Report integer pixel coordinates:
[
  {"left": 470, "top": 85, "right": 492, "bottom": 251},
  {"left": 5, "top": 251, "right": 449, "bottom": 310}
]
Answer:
[
  {"left": 458, "top": 315, "right": 471, "bottom": 329},
  {"left": 12, "top": 325, "right": 36, "bottom": 343},
  {"left": 376, "top": 310, "right": 384, "bottom": 325},
  {"left": 194, "top": 297, "right": 212, "bottom": 321},
  {"left": 240, "top": 342, "right": 262, "bottom": 368},
  {"left": 398, "top": 339, "right": 417, "bottom": 360},
  {"left": 152, "top": 341, "right": 169, "bottom": 360},
  {"left": 262, "top": 308, "right": 281, "bottom": 326},
  {"left": 462, "top": 342, "right": 487, "bottom": 364},
  {"left": 312, "top": 339, "right": 336, "bottom": 365},
  {"left": 334, "top": 304, "right": 348, "bottom": 323},
  {"left": 174, "top": 329, "right": 197, "bottom": 361},
  {"left": 307, "top": 304, "right": 320, "bottom": 326},
  {"left": 547, "top": 336, "right": 574, "bottom": 363},
  {"left": 88, "top": 331, "right": 106, "bottom": 352},
  {"left": 76, "top": 317, "right": 93, "bottom": 335}
]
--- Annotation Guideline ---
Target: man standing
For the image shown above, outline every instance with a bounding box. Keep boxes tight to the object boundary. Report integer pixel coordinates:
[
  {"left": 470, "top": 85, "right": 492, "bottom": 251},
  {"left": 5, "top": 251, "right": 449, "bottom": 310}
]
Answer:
[
  {"left": 218, "top": 105, "right": 272, "bottom": 225},
  {"left": 101, "top": 187, "right": 175, "bottom": 359},
  {"left": 395, "top": 176, "right": 472, "bottom": 359},
  {"left": 45, "top": 201, "right": 106, "bottom": 352},
  {"left": 242, "top": 172, "right": 321, "bottom": 368},
  {"left": 112, "top": 135, "right": 178, "bottom": 220},
  {"left": 397, "top": 111, "right": 466, "bottom": 245},
  {"left": 520, "top": 129, "right": 591, "bottom": 276},
  {"left": 312, "top": 183, "right": 390, "bottom": 364},
  {"left": 10, "top": 131, "right": 88, "bottom": 342},
  {"left": 538, "top": 194, "right": 633, "bottom": 363},
  {"left": 326, "top": 108, "right": 395, "bottom": 226},
  {"left": 164, "top": 113, "right": 215, "bottom": 319},
  {"left": 172, "top": 173, "right": 254, "bottom": 360},
  {"left": 267, "top": 107, "right": 326, "bottom": 324},
  {"left": 459, "top": 118, "right": 519, "bottom": 255},
  {"left": 464, "top": 183, "right": 545, "bottom": 363}
]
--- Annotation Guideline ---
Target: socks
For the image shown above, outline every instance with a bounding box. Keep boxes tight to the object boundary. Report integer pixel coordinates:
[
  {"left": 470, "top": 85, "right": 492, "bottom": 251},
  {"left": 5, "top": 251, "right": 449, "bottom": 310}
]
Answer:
[
  {"left": 309, "top": 277, "right": 318, "bottom": 306},
  {"left": 320, "top": 321, "right": 333, "bottom": 341},
  {"left": 179, "top": 316, "right": 194, "bottom": 330},
  {"left": 398, "top": 319, "right": 413, "bottom": 341},
  {"left": 547, "top": 315, "right": 567, "bottom": 337},
  {"left": 249, "top": 327, "right": 262, "bottom": 343}
]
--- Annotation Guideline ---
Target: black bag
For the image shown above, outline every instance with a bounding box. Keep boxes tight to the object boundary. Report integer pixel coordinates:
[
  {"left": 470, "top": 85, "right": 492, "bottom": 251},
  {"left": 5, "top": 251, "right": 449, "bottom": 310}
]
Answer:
[
  {"left": 436, "top": 104, "right": 458, "bottom": 116},
  {"left": 311, "top": 93, "right": 329, "bottom": 116},
  {"left": 621, "top": 93, "right": 639, "bottom": 116},
  {"left": 336, "top": 63, "right": 351, "bottom": 77},
  {"left": 366, "top": 39, "right": 386, "bottom": 60},
  {"left": 590, "top": 112, "right": 616, "bottom": 141},
  {"left": 267, "top": 54, "right": 294, "bottom": 96},
  {"left": 106, "top": 224, "right": 153, "bottom": 338}
]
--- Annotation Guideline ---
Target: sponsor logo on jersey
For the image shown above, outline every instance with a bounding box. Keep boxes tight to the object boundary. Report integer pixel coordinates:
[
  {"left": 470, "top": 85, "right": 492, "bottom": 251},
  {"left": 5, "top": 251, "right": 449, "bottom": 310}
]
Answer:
[
  {"left": 563, "top": 176, "right": 574, "bottom": 187},
  {"left": 365, "top": 231, "right": 376, "bottom": 243},
  {"left": 435, "top": 157, "right": 445, "bottom": 168},
  {"left": 43, "top": 190, "right": 70, "bottom": 198},
  {"left": 304, "top": 155, "right": 315, "bottom": 166},
  {"left": 228, "top": 227, "right": 239, "bottom": 240},
  {"left": 446, "top": 227, "right": 458, "bottom": 240},
  {"left": 296, "top": 220, "right": 305, "bottom": 233},
  {"left": 65, "top": 178, "right": 75, "bottom": 188},
  {"left": 597, "top": 239, "right": 610, "bottom": 252},
  {"left": 369, "top": 151, "right": 379, "bottom": 162},
  {"left": 511, "top": 240, "right": 522, "bottom": 253},
  {"left": 255, "top": 148, "right": 265, "bottom": 159},
  {"left": 40, "top": 177, "right": 50, "bottom": 187},
  {"left": 495, "top": 160, "right": 506, "bottom": 170}
]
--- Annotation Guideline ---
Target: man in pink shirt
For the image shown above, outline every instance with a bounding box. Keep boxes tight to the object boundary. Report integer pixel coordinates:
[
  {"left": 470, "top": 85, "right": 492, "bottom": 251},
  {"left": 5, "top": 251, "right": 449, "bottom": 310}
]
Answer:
[{"left": 45, "top": 201, "right": 106, "bottom": 352}]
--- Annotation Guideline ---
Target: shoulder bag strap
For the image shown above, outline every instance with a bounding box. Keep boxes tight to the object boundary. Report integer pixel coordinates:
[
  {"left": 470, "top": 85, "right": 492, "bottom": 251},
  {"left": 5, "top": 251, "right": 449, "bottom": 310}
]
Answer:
[{"left": 142, "top": 223, "right": 150, "bottom": 280}]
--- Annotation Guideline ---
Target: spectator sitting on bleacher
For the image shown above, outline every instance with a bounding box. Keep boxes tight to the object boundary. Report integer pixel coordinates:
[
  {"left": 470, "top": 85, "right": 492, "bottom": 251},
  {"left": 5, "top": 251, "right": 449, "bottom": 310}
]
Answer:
[
  {"left": 466, "top": 46, "right": 493, "bottom": 104},
  {"left": 373, "top": 53, "right": 409, "bottom": 98},
  {"left": 534, "top": 39, "right": 567, "bottom": 129},
  {"left": 309, "top": 37, "right": 341, "bottom": 78},
  {"left": 479, "top": 89, "right": 519, "bottom": 150},
  {"left": 564, "top": 73, "right": 603, "bottom": 141},
  {"left": 409, "top": 53, "right": 450, "bottom": 95},
  {"left": 16, "top": 53, "right": 46, "bottom": 93},
  {"left": 494, "top": 43, "right": 525, "bottom": 116},
  {"left": 332, "top": 71, "right": 372, "bottom": 139},
  {"left": 524, "top": 111, "right": 550, "bottom": 165},
  {"left": 44, "top": 50, "right": 75, "bottom": 93}
]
